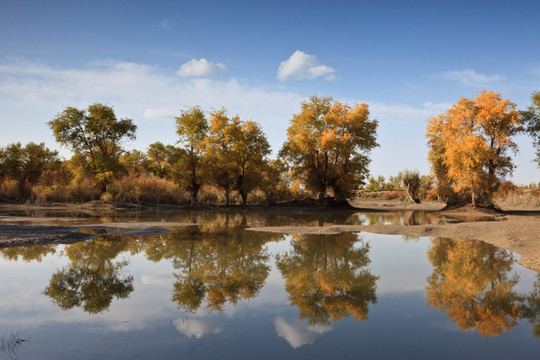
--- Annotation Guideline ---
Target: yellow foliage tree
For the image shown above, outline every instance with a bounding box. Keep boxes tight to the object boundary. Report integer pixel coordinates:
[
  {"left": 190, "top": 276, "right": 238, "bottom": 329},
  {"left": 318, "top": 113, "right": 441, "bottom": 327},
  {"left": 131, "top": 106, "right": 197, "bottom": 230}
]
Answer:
[
  {"left": 280, "top": 96, "right": 378, "bottom": 202},
  {"left": 426, "top": 90, "right": 520, "bottom": 206}
]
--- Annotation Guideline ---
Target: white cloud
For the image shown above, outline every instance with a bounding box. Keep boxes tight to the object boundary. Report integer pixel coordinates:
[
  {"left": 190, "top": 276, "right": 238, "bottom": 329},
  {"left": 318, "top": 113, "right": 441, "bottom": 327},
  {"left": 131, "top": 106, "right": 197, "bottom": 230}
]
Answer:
[
  {"left": 173, "top": 318, "right": 223, "bottom": 338},
  {"left": 274, "top": 317, "right": 332, "bottom": 348},
  {"left": 441, "top": 69, "right": 505, "bottom": 86},
  {"left": 0, "top": 59, "right": 301, "bottom": 158},
  {"left": 277, "top": 50, "right": 336, "bottom": 81},
  {"left": 144, "top": 109, "right": 175, "bottom": 119},
  {"left": 177, "top": 58, "right": 227, "bottom": 77},
  {"left": 161, "top": 19, "right": 172, "bottom": 28}
]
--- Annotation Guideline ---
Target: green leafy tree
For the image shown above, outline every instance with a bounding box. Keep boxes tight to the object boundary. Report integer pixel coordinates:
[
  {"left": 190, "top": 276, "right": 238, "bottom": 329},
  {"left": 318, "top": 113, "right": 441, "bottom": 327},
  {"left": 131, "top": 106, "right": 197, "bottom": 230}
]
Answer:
[
  {"left": 48, "top": 103, "right": 137, "bottom": 192},
  {"left": 145, "top": 142, "right": 182, "bottom": 179},
  {"left": 521, "top": 91, "right": 540, "bottom": 166},
  {"left": 175, "top": 106, "right": 208, "bottom": 205},
  {"left": 402, "top": 169, "right": 421, "bottom": 203},
  {"left": 0, "top": 143, "right": 25, "bottom": 180},
  {"left": 280, "top": 96, "right": 378, "bottom": 202},
  {"left": 120, "top": 149, "right": 148, "bottom": 175}
]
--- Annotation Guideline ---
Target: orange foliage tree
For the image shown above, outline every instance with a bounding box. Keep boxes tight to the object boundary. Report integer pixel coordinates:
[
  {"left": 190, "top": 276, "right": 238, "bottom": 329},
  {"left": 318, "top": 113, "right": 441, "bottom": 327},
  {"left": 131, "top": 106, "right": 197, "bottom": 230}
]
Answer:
[
  {"left": 425, "top": 238, "right": 522, "bottom": 337},
  {"left": 280, "top": 96, "right": 378, "bottom": 202},
  {"left": 426, "top": 90, "right": 520, "bottom": 206}
]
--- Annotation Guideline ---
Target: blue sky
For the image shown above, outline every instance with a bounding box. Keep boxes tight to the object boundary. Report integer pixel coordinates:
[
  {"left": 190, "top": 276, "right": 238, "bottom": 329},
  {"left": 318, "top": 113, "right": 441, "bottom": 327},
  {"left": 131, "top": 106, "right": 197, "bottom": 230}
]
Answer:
[{"left": 1, "top": 0, "right": 539, "bottom": 183}]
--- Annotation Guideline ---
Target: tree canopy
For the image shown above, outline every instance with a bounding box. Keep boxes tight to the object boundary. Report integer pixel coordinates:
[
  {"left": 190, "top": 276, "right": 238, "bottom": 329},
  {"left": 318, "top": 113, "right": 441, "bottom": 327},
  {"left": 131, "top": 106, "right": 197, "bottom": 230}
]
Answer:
[
  {"left": 48, "top": 103, "right": 136, "bottom": 192},
  {"left": 280, "top": 95, "right": 378, "bottom": 202},
  {"left": 175, "top": 106, "right": 208, "bottom": 205},
  {"left": 521, "top": 91, "right": 540, "bottom": 166},
  {"left": 426, "top": 90, "right": 520, "bottom": 206}
]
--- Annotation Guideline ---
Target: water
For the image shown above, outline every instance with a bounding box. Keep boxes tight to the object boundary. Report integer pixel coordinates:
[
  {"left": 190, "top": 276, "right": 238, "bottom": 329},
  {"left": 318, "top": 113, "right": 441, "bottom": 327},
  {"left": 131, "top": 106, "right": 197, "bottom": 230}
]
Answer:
[{"left": 0, "top": 210, "right": 539, "bottom": 359}]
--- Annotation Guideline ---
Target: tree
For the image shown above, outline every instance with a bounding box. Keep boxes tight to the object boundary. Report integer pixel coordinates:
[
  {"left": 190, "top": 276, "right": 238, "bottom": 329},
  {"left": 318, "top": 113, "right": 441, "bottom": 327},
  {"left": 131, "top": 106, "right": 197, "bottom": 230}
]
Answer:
[
  {"left": 521, "top": 91, "right": 540, "bottom": 166},
  {"left": 204, "top": 109, "right": 238, "bottom": 206},
  {"left": 120, "top": 149, "right": 148, "bottom": 175},
  {"left": 146, "top": 142, "right": 182, "bottom": 179},
  {"left": 426, "top": 90, "right": 520, "bottom": 206},
  {"left": 175, "top": 106, "right": 208, "bottom": 205},
  {"left": 48, "top": 103, "right": 137, "bottom": 192},
  {"left": 232, "top": 120, "right": 271, "bottom": 205},
  {"left": 0, "top": 142, "right": 61, "bottom": 195},
  {"left": 280, "top": 96, "right": 378, "bottom": 202},
  {"left": 402, "top": 169, "right": 421, "bottom": 203}
]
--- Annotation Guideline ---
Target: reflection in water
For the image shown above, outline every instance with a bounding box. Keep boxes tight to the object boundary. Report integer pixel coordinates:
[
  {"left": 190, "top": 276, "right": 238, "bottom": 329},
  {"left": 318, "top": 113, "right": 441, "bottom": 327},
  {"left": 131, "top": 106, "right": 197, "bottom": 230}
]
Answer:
[
  {"left": 173, "top": 318, "right": 224, "bottom": 338},
  {"left": 425, "top": 238, "right": 522, "bottom": 337},
  {"left": 0, "top": 244, "right": 56, "bottom": 262},
  {"left": 276, "top": 233, "right": 378, "bottom": 325},
  {"left": 359, "top": 211, "right": 442, "bottom": 226},
  {"left": 142, "top": 226, "right": 282, "bottom": 313},
  {"left": 43, "top": 239, "right": 134, "bottom": 314},
  {"left": 523, "top": 275, "right": 540, "bottom": 338},
  {"left": 274, "top": 316, "right": 332, "bottom": 348}
]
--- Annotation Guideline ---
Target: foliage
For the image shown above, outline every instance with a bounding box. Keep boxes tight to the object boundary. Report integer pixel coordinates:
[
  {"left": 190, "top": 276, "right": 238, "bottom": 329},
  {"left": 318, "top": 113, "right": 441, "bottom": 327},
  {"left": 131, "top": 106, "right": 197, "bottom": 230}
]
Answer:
[
  {"left": 106, "top": 173, "right": 186, "bottom": 205},
  {"left": 48, "top": 103, "right": 136, "bottom": 192},
  {"left": 146, "top": 142, "right": 182, "bottom": 179},
  {"left": 426, "top": 238, "right": 522, "bottom": 337},
  {"left": 43, "top": 239, "right": 134, "bottom": 314},
  {"left": 175, "top": 106, "right": 208, "bottom": 205},
  {"left": 426, "top": 90, "right": 520, "bottom": 206},
  {"left": 120, "top": 149, "right": 148, "bottom": 176},
  {"left": 276, "top": 233, "right": 378, "bottom": 325},
  {"left": 402, "top": 169, "right": 421, "bottom": 203},
  {"left": 280, "top": 96, "right": 378, "bottom": 201},
  {"left": 0, "top": 142, "right": 61, "bottom": 184},
  {"left": 521, "top": 91, "right": 540, "bottom": 166},
  {"left": 204, "top": 109, "right": 271, "bottom": 205}
]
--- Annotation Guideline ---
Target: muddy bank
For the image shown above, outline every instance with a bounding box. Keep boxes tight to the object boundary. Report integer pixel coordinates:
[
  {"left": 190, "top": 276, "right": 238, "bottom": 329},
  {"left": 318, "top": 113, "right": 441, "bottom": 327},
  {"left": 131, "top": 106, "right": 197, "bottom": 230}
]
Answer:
[{"left": 0, "top": 221, "right": 196, "bottom": 247}]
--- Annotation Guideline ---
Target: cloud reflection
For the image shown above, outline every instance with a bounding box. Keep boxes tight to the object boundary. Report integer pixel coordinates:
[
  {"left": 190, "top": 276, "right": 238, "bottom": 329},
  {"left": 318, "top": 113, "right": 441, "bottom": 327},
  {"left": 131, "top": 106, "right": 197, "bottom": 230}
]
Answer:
[
  {"left": 274, "top": 317, "right": 332, "bottom": 348},
  {"left": 173, "top": 318, "right": 223, "bottom": 339}
]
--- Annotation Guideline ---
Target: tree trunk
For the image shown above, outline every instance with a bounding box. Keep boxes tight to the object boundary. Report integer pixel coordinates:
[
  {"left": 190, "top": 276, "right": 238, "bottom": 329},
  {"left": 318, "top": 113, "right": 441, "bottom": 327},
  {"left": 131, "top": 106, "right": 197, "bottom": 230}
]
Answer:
[
  {"left": 241, "top": 191, "right": 248, "bottom": 206},
  {"left": 225, "top": 188, "right": 230, "bottom": 206}
]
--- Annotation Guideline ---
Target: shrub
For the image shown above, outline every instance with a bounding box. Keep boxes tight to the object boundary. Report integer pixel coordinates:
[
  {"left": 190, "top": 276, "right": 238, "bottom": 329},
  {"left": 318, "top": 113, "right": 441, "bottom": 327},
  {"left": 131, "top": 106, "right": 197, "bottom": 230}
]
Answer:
[
  {"left": 0, "top": 179, "right": 20, "bottom": 200},
  {"left": 107, "top": 174, "right": 184, "bottom": 205}
]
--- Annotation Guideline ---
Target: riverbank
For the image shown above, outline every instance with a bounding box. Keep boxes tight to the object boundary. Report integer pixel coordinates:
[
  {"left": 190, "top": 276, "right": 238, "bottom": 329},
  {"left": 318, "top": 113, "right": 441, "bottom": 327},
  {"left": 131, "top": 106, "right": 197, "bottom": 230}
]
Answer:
[{"left": 1, "top": 199, "right": 539, "bottom": 272}]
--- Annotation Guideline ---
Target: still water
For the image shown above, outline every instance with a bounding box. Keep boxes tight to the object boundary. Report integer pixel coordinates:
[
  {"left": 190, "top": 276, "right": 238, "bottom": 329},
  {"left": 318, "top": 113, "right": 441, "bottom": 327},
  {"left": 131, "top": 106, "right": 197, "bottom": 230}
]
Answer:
[{"left": 0, "top": 210, "right": 539, "bottom": 359}]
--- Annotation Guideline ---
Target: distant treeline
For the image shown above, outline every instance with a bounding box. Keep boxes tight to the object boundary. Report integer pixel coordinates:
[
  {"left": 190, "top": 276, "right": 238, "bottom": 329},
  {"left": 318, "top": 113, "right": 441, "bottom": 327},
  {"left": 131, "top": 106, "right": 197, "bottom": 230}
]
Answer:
[{"left": 0, "top": 91, "right": 539, "bottom": 206}]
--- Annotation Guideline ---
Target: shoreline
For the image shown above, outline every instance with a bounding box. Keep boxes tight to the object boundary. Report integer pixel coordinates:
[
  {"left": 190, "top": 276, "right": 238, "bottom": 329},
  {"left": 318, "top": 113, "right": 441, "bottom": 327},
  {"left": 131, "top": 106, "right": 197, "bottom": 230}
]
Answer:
[{"left": 1, "top": 199, "right": 539, "bottom": 272}]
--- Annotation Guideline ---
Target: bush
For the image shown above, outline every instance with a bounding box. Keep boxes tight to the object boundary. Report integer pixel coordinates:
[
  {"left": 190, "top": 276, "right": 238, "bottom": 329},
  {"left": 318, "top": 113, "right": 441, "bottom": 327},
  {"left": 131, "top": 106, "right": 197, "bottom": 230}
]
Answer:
[
  {"left": 107, "top": 174, "right": 185, "bottom": 205},
  {"left": 0, "top": 179, "right": 20, "bottom": 200}
]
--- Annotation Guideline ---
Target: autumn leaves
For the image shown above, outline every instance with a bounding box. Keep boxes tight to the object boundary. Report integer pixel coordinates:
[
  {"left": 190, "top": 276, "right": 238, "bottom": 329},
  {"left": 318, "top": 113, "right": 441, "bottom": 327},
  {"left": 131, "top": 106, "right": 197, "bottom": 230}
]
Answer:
[
  {"left": 426, "top": 90, "right": 523, "bottom": 207},
  {"left": 19, "top": 89, "right": 539, "bottom": 206}
]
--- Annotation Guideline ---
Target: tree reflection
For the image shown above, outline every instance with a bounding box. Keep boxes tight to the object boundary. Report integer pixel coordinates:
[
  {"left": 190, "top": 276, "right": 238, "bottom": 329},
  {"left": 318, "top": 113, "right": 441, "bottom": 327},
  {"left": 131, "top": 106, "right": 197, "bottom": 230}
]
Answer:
[
  {"left": 523, "top": 275, "right": 540, "bottom": 338},
  {"left": 43, "top": 238, "right": 134, "bottom": 314},
  {"left": 276, "top": 233, "right": 378, "bottom": 325},
  {"left": 145, "top": 227, "right": 279, "bottom": 312},
  {"left": 425, "top": 237, "right": 522, "bottom": 337},
  {"left": 0, "top": 244, "right": 56, "bottom": 262}
]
